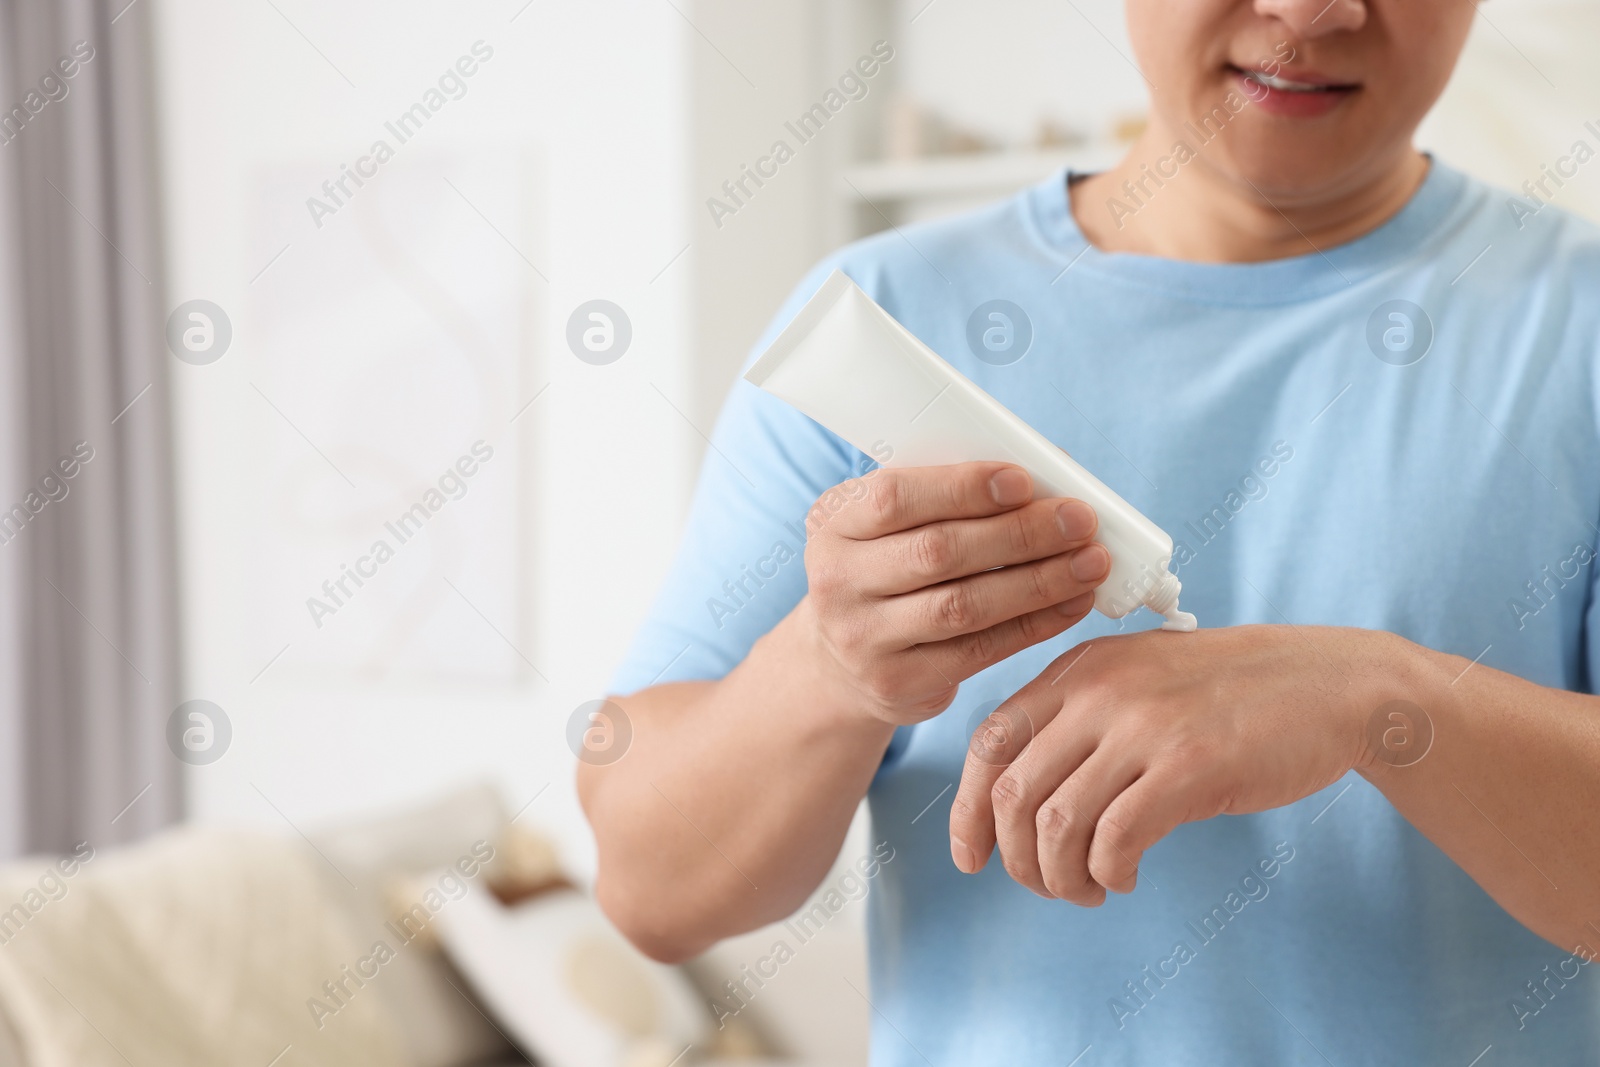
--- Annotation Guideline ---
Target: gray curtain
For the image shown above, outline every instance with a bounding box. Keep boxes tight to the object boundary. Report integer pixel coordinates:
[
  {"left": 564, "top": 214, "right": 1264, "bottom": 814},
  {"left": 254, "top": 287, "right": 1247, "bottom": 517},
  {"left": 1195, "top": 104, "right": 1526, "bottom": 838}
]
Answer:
[{"left": 0, "top": 0, "right": 179, "bottom": 857}]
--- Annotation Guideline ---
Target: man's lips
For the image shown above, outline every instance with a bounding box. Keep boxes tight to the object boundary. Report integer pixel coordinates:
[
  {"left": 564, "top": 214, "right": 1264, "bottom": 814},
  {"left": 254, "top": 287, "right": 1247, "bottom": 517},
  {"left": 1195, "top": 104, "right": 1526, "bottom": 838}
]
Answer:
[{"left": 1227, "top": 64, "right": 1360, "bottom": 118}]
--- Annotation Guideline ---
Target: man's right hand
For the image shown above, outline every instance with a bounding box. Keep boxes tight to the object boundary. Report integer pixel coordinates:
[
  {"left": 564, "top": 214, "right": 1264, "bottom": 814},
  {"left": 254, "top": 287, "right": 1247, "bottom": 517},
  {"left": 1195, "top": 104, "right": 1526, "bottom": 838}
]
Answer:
[
  {"left": 798, "top": 461, "right": 1110, "bottom": 725},
  {"left": 586, "top": 459, "right": 1106, "bottom": 959}
]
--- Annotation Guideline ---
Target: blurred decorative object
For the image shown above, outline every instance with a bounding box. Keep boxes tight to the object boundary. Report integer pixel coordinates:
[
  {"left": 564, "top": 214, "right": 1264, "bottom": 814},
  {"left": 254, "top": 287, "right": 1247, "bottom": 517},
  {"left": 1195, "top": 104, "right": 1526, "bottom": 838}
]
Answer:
[
  {"left": 485, "top": 820, "right": 573, "bottom": 905},
  {"left": 882, "top": 92, "right": 998, "bottom": 161},
  {"left": 1112, "top": 112, "right": 1149, "bottom": 144},
  {"left": 384, "top": 818, "right": 573, "bottom": 945},
  {"left": 434, "top": 884, "right": 710, "bottom": 1067},
  {"left": 703, "top": 1011, "right": 768, "bottom": 1059},
  {"left": 881, "top": 93, "right": 922, "bottom": 161},
  {"left": 1034, "top": 116, "right": 1087, "bottom": 151},
  {"left": 0, "top": 0, "right": 180, "bottom": 859}
]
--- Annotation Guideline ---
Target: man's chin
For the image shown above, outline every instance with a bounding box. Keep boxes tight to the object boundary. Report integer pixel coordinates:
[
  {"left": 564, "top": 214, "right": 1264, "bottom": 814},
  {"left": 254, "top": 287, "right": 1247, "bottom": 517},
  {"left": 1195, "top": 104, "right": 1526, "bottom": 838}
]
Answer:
[{"left": 1212, "top": 143, "right": 1375, "bottom": 205}]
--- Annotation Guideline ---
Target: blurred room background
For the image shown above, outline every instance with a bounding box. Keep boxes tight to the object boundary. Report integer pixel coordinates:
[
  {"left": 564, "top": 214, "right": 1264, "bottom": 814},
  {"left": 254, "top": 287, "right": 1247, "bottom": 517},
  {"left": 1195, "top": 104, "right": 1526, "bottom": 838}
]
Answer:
[{"left": 0, "top": 0, "right": 1596, "bottom": 1063}]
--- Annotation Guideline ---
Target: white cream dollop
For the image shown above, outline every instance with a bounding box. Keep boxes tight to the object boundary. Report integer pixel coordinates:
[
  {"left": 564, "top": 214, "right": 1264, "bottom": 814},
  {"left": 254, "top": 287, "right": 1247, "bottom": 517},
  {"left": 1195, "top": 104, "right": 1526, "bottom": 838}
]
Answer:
[{"left": 1160, "top": 608, "right": 1198, "bottom": 633}]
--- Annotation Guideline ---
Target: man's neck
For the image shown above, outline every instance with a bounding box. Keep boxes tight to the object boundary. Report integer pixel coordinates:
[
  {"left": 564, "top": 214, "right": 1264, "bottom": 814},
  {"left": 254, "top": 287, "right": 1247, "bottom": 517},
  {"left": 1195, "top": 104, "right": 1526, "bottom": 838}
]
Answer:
[{"left": 1071, "top": 123, "right": 1430, "bottom": 264}]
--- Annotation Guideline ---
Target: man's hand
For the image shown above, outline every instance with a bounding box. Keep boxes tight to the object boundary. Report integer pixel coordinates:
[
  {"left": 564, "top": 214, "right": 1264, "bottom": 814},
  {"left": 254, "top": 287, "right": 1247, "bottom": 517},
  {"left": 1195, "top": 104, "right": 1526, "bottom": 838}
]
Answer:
[
  {"left": 949, "top": 624, "right": 1410, "bottom": 902},
  {"left": 801, "top": 461, "right": 1112, "bottom": 725}
]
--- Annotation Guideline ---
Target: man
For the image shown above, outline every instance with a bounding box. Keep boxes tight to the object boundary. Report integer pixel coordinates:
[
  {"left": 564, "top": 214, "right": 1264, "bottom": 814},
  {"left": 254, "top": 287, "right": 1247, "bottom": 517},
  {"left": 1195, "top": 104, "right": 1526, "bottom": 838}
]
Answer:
[{"left": 582, "top": 0, "right": 1600, "bottom": 1061}]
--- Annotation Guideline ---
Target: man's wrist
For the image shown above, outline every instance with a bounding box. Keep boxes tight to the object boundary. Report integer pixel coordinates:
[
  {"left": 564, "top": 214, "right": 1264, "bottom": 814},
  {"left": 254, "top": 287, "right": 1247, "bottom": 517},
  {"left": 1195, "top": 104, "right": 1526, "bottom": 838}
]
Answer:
[
  {"left": 1350, "top": 629, "right": 1454, "bottom": 776},
  {"left": 767, "top": 596, "right": 901, "bottom": 741}
]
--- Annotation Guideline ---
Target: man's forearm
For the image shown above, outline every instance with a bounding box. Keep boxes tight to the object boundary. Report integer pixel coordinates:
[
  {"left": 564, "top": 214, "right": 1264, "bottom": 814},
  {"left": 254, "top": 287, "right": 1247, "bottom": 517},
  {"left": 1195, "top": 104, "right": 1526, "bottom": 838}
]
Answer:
[
  {"left": 581, "top": 597, "right": 896, "bottom": 962},
  {"left": 1360, "top": 636, "right": 1600, "bottom": 952}
]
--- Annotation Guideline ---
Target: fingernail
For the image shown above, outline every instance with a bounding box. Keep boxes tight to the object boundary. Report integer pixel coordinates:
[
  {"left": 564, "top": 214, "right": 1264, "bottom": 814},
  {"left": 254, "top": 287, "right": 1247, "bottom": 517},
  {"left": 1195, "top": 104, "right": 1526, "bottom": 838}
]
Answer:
[
  {"left": 1055, "top": 500, "right": 1095, "bottom": 541},
  {"left": 1070, "top": 544, "right": 1110, "bottom": 582},
  {"left": 1057, "top": 590, "right": 1095, "bottom": 615},
  {"left": 951, "top": 838, "right": 977, "bottom": 874},
  {"left": 989, "top": 468, "right": 1031, "bottom": 507}
]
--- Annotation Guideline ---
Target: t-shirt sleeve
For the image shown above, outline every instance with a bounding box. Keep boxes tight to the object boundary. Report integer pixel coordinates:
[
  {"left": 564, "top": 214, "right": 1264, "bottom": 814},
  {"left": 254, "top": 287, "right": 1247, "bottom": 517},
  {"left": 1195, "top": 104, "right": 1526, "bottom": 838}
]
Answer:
[
  {"left": 607, "top": 260, "right": 864, "bottom": 696},
  {"left": 1588, "top": 320, "right": 1600, "bottom": 696},
  {"left": 1587, "top": 533, "right": 1600, "bottom": 695},
  {"left": 1588, "top": 359, "right": 1600, "bottom": 694}
]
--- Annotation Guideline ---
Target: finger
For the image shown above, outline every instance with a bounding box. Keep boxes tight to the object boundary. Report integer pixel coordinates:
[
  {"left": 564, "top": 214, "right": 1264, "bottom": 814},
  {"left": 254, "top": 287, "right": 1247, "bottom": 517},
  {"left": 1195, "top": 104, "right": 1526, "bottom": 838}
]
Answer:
[
  {"left": 949, "top": 691, "right": 1064, "bottom": 875},
  {"left": 915, "top": 590, "right": 1097, "bottom": 681},
  {"left": 818, "top": 463, "right": 1033, "bottom": 541},
  {"left": 855, "top": 498, "right": 1099, "bottom": 596},
  {"left": 948, "top": 636, "right": 1102, "bottom": 874},
  {"left": 874, "top": 591, "right": 1097, "bottom": 720},
  {"left": 881, "top": 543, "right": 1110, "bottom": 645},
  {"left": 1036, "top": 748, "right": 1143, "bottom": 905},
  {"left": 1086, "top": 771, "right": 1201, "bottom": 894},
  {"left": 989, "top": 720, "right": 1102, "bottom": 898}
]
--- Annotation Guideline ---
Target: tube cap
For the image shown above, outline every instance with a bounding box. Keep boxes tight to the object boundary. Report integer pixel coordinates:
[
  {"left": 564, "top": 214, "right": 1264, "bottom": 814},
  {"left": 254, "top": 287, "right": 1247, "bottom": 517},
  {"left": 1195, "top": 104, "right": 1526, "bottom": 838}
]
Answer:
[{"left": 1148, "top": 573, "right": 1198, "bottom": 632}]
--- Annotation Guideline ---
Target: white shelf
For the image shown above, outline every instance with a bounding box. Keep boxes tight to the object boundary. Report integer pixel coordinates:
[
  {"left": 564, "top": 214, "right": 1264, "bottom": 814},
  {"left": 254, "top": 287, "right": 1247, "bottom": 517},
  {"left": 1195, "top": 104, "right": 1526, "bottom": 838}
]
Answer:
[{"left": 840, "top": 145, "right": 1124, "bottom": 203}]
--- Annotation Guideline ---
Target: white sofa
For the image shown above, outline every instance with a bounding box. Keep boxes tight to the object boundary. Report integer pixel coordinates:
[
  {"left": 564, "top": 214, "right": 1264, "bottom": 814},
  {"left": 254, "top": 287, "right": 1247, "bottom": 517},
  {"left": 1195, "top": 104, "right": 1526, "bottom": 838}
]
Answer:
[{"left": 0, "top": 784, "right": 867, "bottom": 1067}]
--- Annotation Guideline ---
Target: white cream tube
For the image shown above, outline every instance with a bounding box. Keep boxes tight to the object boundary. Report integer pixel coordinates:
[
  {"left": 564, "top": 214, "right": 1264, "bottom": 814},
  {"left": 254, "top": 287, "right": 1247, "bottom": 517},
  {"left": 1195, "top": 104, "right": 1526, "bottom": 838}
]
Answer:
[{"left": 746, "top": 270, "right": 1197, "bottom": 631}]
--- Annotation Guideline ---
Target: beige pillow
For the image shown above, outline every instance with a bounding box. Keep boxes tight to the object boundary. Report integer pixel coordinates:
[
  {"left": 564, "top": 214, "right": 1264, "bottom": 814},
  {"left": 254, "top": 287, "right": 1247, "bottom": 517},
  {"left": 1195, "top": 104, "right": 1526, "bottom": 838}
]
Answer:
[
  {"left": 434, "top": 885, "right": 709, "bottom": 1067},
  {"left": 308, "top": 783, "right": 516, "bottom": 1067}
]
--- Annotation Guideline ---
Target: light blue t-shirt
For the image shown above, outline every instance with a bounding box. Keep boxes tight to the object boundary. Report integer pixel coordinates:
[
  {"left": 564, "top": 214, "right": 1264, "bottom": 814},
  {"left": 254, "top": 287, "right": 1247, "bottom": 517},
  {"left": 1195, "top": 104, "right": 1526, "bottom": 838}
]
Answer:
[{"left": 611, "top": 161, "right": 1600, "bottom": 1065}]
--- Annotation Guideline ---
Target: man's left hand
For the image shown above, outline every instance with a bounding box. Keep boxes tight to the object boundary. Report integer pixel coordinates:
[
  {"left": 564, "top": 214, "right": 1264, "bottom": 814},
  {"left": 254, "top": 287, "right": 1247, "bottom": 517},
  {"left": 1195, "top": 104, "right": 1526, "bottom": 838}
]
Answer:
[{"left": 948, "top": 624, "right": 1414, "bottom": 903}]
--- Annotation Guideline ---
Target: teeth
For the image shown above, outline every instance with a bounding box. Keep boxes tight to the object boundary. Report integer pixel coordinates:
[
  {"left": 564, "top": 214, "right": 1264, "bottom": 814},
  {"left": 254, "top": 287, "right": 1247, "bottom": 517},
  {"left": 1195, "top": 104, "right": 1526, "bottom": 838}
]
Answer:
[{"left": 1246, "top": 70, "right": 1332, "bottom": 93}]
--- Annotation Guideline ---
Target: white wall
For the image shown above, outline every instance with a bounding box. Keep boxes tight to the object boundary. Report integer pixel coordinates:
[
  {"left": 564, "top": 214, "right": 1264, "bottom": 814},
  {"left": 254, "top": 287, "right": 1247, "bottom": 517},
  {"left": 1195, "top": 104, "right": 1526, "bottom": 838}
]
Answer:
[{"left": 153, "top": 0, "right": 694, "bottom": 874}]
